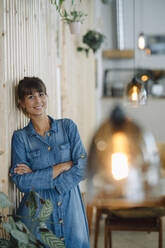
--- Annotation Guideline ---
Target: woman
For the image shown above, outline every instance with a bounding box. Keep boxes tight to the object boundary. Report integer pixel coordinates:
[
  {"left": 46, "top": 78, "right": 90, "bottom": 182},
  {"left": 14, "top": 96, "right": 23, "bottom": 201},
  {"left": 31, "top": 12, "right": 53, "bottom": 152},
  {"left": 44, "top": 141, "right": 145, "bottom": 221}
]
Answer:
[{"left": 10, "top": 77, "right": 90, "bottom": 248}]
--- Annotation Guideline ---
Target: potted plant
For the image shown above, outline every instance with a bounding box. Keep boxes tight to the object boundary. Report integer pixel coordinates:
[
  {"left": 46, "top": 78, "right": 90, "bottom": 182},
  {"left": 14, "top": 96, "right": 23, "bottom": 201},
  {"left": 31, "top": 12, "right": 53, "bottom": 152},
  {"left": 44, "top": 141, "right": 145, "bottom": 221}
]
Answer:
[
  {"left": 0, "top": 191, "right": 65, "bottom": 248},
  {"left": 77, "top": 30, "right": 105, "bottom": 56},
  {"left": 50, "top": 0, "right": 87, "bottom": 34},
  {"left": 62, "top": 9, "right": 87, "bottom": 34}
]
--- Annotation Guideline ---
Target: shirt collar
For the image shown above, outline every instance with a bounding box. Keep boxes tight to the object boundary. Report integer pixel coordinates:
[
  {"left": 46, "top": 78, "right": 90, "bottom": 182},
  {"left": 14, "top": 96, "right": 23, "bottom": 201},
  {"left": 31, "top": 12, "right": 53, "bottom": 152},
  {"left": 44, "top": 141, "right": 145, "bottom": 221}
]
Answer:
[{"left": 25, "top": 115, "right": 58, "bottom": 136}]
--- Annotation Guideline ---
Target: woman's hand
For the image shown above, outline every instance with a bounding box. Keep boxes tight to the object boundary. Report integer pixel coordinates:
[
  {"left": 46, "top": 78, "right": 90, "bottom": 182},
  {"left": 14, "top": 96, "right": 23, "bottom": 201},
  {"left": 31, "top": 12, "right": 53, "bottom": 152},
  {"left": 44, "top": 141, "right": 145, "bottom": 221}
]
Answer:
[
  {"left": 14, "top": 164, "right": 32, "bottom": 175},
  {"left": 53, "top": 161, "right": 73, "bottom": 179}
]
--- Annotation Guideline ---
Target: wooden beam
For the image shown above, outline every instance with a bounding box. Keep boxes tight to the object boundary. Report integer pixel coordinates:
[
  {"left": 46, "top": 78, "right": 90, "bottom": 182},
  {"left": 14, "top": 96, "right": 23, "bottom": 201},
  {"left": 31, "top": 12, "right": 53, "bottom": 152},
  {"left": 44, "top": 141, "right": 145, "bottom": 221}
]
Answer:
[{"left": 102, "top": 49, "right": 134, "bottom": 59}]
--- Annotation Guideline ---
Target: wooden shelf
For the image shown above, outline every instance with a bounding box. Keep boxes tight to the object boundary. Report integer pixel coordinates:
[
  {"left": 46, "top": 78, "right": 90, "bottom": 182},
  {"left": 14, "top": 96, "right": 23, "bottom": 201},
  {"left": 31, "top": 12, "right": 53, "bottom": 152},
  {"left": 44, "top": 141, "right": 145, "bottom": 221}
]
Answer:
[{"left": 103, "top": 49, "right": 134, "bottom": 59}]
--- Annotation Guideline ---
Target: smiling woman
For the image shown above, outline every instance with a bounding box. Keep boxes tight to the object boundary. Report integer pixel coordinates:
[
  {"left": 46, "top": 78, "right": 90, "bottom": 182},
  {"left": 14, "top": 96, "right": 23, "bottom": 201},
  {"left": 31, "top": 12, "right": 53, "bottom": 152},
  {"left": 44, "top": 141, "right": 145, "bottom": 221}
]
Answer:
[
  {"left": 17, "top": 77, "right": 48, "bottom": 119},
  {"left": 10, "top": 77, "right": 90, "bottom": 248}
]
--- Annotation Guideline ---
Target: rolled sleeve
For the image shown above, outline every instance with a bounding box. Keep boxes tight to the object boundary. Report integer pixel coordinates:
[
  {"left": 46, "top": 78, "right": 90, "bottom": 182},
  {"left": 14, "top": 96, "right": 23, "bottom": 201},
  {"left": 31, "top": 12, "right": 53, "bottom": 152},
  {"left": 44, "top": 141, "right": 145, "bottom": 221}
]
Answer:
[
  {"left": 53, "top": 119, "right": 87, "bottom": 194},
  {"left": 11, "top": 167, "right": 54, "bottom": 193}
]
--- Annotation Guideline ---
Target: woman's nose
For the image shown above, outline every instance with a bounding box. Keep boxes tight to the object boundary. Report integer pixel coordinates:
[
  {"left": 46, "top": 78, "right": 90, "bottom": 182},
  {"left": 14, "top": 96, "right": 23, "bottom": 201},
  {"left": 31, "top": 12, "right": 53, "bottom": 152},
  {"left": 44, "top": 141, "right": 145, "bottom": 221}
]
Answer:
[{"left": 35, "top": 95, "right": 41, "bottom": 103}]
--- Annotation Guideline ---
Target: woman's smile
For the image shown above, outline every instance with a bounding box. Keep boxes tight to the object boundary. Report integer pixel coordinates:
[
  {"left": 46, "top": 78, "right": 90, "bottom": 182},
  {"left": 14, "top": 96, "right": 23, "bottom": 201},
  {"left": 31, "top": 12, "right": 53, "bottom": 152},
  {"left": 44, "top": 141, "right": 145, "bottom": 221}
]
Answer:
[{"left": 33, "top": 105, "right": 43, "bottom": 110}]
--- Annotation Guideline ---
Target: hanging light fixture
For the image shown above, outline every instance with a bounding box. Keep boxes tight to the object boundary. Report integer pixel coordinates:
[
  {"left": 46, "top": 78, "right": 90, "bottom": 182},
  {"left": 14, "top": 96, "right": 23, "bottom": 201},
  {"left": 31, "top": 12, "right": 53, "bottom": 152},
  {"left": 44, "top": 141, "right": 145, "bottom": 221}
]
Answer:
[
  {"left": 137, "top": 0, "right": 145, "bottom": 50},
  {"left": 87, "top": 105, "right": 163, "bottom": 207},
  {"left": 126, "top": 77, "right": 147, "bottom": 105},
  {"left": 138, "top": 32, "right": 146, "bottom": 50},
  {"left": 125, "top": 0, "right": 147, "bottom": 106}
]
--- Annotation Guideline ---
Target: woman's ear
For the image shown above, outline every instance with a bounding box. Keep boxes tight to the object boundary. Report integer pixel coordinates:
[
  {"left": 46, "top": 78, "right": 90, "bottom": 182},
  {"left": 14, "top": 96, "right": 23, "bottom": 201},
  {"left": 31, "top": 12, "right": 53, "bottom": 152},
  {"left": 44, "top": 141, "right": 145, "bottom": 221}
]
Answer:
[{"left": 18, "top": 99, "right": 25, "bottom": 109}]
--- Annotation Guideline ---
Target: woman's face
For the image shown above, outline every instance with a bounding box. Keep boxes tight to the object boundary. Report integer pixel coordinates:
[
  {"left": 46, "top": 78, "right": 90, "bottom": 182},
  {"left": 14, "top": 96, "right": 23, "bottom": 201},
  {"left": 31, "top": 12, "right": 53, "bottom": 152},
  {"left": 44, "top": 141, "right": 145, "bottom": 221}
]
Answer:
[{"left": 20, "top": 90, "right": 47, "bottom": 117}]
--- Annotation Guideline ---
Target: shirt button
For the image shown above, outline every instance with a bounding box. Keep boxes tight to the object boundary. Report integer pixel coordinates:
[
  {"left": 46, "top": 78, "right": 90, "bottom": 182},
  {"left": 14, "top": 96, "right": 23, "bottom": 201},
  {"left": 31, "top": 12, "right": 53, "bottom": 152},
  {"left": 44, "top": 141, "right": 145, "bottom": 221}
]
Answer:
[
  {"left": 59, "top": 219, "right": 63, "bottom": 224},
  {"left": 60, "top": 237, "right": 64, "bottom": 241},
  {"left": 80, "top": 155, "right": 85, "bottom": 158},
  {"left": 48, "top": 146, "right": 51, "bottom": 151},
  {"left": 57, "top": 201, "right": 62, "bottom": 206}
]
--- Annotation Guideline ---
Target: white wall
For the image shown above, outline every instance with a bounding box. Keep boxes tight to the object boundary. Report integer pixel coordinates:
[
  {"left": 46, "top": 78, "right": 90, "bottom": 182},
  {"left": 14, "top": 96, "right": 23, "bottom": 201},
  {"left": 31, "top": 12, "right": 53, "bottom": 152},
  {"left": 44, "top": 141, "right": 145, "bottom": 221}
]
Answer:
[
  {"left": 135, "top": 0, "right": 165, "bottom": 69},
  {"left": 95, "top": 0, "right": 165, "bottom": 142},
  {"left": 99, "top": 98, "right": 165, "bottom": 142}
]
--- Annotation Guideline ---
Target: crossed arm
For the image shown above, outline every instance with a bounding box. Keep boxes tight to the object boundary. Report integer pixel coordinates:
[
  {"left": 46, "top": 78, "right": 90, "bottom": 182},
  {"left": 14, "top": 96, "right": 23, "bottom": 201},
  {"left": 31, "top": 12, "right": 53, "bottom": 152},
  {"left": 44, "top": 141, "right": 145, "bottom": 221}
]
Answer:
[{"left": 14, "top": 161, "right": 72, "bottom": 178}]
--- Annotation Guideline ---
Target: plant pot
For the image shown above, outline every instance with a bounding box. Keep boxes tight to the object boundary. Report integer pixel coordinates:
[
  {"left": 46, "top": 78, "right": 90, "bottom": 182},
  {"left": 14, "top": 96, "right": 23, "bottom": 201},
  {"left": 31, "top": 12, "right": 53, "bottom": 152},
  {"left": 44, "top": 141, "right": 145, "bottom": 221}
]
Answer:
[{"left": 69, "top": 22, "right": 81, "bottom": 34}]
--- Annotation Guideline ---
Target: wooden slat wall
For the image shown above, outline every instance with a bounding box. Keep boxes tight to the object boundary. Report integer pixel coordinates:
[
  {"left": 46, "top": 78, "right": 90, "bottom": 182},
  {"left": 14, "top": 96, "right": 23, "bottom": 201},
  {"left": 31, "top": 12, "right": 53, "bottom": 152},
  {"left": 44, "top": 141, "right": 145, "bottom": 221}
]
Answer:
[
  {"left": 61, "top": 0, "right": 96, "bottom": 149},
  {"left": 0, "top": 0, "right": 95, "bottom": 200},
  {"left": 0, "top": 0, "right": 59, "bottom": 199}
]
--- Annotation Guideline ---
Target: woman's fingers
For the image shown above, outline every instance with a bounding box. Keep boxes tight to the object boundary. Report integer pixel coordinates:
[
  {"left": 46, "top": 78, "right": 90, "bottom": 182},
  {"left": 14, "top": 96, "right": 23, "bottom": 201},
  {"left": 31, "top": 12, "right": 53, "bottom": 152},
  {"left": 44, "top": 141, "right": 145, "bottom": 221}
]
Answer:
[
  {"left": 14, "top": 163, "right": 32, "bottom": 174},
  {"left": 63, "top": 161, "right": 73, "bottom": 171},
  {"left": 14, "top": 168, "right": 25, "bottom": 175}
]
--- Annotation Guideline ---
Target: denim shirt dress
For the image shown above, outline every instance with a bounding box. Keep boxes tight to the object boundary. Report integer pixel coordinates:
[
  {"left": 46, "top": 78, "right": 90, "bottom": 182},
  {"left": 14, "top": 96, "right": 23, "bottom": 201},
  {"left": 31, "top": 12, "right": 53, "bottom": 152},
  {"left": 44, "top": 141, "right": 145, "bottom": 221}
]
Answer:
[{"left": 11, "top": 116, "right": 90, "bottom": 248}]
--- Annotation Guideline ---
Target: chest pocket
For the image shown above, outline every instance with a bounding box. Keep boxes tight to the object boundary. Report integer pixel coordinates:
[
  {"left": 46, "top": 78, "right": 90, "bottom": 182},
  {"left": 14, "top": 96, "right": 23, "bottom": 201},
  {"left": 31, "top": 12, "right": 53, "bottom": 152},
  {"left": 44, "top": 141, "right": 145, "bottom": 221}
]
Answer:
[
  {"left": 27, "top": 149, "right": 48, "bottom": 170},
  {"left": 29, "top": 150, "right": 40, "bottom": 160},
  {"left": 57, "top": 143, "right": 71, "bottom": 163}
]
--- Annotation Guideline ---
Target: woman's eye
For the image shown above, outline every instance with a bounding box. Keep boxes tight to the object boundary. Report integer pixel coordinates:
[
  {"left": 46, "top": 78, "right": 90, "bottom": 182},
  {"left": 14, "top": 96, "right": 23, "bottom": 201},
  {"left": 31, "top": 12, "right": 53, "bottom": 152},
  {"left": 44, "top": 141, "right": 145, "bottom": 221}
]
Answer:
[
  {"left": 28, "top": 95, "right": 34, "bottom": 99},
  {"left": 40, "top": 93, "right": 45, "bottom": 97}
]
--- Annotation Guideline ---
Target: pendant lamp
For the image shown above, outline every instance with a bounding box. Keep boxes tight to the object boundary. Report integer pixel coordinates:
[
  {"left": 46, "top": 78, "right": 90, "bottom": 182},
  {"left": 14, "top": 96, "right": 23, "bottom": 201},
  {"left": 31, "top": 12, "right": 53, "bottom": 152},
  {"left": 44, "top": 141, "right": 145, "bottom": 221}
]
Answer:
[
  {"left": 126, "top": 77, "right": 147, "bottom": 105},
  {"left": 87, "top": 105, "right": 164, "bottom": 207},
  {"left": 138, "top": 32, "right": 145, "bottom": 50},
  {"left": 126, "top": 0, "right": 147, "bottom": 106}
]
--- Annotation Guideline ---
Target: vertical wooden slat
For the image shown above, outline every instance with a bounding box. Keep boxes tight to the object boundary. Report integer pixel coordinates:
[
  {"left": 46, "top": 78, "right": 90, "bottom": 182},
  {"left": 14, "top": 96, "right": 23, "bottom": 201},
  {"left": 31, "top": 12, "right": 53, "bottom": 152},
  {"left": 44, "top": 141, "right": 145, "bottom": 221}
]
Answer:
[{"left": 0, "top": 0, "right": 9, "bottom": 196}]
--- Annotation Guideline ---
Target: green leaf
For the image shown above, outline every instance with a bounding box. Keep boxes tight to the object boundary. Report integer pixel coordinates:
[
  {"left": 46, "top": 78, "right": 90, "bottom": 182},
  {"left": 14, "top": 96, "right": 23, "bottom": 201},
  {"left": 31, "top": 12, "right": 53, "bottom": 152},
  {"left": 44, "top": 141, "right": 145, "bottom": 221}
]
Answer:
[
  {"left": 77, "top": 47, "right": 89, "bottom": 57},
  {"left": 0, "top": 239, "right": 10, "bottom": 247},
  {"left": 11, "top": 229, "right": 29, "bottom": 244},
  {"left": 2, "top": 223, "right": 12, "bottom": 233},
  {"left": 64, "top": 10, "right": 68, "bottom": 18},
  {"left": 40, "top": 229, "right": 65, "bottom": 248},
  {"left": 15, "top": 221, "right": 30, "bottom": 234},
  {"left": 27, "top": 244, "right": 37, "bottom": 248},
  {"left": 3, "top": 217, "right": 18, "bottom": 236},
  {"left": 28, "top": 232, "right": 37, "bottom": 245},
  {"left": 39, "top": 222, "right": 47, "bottom": 228},
  {"left": 18, "top": 242, "right": 27, "bottom": 248},
  {"left": 39, "top": 200, "right": 53, "bottom": 222},
  {"left": 82, "top": 30, "right": 105, "bottom": 53},
  {"left": 0, "top": 192, "right": 12, "bottom": 208},
  {"left": 8, "top": 216, "right": 17, "bottom": 230},
  {"left": 27, "top": 191, "right": 38, "bottom": 219},
  {"left": 77, "top": 47, "right": 83, "bottom": 51},
  {"left": 59, "top": 0, "right": 65, "bottom": 6}
]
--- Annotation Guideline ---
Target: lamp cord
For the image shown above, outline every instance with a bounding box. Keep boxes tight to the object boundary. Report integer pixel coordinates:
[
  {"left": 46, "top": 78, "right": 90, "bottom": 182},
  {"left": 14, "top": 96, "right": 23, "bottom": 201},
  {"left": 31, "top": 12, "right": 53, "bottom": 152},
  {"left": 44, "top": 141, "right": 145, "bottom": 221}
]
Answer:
[{"left": 133, "top": 0, "right": 136, "bottom": 78}]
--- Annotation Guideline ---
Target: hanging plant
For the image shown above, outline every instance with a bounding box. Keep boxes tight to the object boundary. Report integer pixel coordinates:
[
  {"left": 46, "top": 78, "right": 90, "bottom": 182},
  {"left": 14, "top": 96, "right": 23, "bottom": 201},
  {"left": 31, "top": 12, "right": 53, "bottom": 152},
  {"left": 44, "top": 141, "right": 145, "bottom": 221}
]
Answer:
[
  {"left": 50, "top": 0, "right": 87, "bottom": 34},
  {"left": 50, "top": 0, "right": 65, "bottom": 11},
  {"left": 77, "top": 30, "right": 105, "bottom": 56}
]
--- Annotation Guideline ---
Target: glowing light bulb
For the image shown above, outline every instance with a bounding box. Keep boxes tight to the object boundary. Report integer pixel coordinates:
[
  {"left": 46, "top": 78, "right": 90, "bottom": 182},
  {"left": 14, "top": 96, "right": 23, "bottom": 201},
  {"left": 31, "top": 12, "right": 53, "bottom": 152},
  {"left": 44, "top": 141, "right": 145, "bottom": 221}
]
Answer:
[
  {"left": 112, "top": 152, "right": 129, "bottom": 180},
  {"left": 131, "top": 86, "right": 138, "bottom": 101},
  {"left": 138, "top": 33, "right": 145, "bottom": 50},
  {"left": 111, "top": 132, "right": 129, "bottom": 180},
  {"left": 141, "top": 75, "right": 149, "bottom": 82}
]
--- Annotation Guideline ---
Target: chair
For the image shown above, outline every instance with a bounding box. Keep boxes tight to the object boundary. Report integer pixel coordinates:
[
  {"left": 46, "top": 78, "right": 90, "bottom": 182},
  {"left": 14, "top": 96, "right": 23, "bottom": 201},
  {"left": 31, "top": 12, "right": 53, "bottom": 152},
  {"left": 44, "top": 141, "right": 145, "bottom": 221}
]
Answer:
[
  {"left": 104, "top": 212, "right": 163, "bottom": 248},
  {"left": 90, "top": 204, "right": 165, "bottom": 248},
  {"left": 93, "top": 207, "right": 111, "bottom": 248}
]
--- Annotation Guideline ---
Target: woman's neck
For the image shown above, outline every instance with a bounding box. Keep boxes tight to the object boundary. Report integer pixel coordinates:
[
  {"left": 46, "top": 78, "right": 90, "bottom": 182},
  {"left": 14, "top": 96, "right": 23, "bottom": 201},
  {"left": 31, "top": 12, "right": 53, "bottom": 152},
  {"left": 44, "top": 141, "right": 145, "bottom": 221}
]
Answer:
[{"left": 31, "top": 115, "right": 50, "bottom": 137}]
